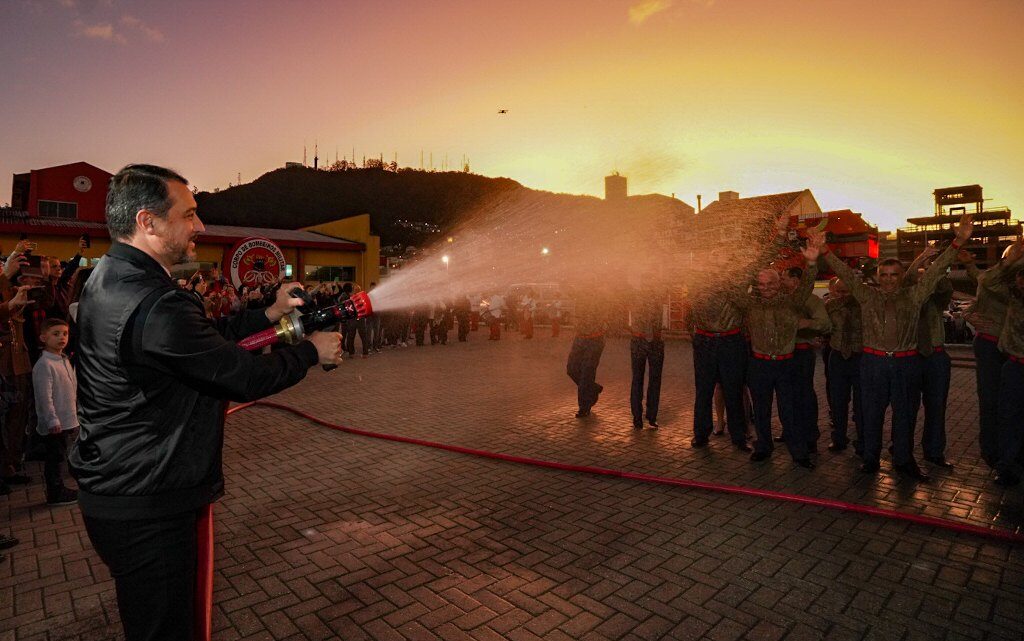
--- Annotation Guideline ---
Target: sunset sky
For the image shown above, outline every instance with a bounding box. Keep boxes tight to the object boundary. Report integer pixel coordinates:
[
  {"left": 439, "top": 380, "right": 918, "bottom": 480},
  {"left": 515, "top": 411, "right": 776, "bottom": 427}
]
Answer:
[{"left": 1, "top": 0, "right": 1022, "bottom": 231}]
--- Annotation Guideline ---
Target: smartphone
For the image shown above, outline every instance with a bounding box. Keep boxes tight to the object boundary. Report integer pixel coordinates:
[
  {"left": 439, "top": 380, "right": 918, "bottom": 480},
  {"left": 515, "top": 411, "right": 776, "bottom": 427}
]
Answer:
[
  {"left": 26, "top": 255, "right": 42, "bottom": 268},
  {"left": 81, "top": 233, "right": 91, "bottom": 249}
]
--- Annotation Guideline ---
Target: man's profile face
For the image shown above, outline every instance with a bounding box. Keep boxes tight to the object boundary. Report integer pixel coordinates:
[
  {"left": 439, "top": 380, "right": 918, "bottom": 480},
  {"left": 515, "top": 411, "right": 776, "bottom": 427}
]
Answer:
[
  {"left": 152, "top": 181, "right": 204, "bottom": 265},
  {"left": 877, "top": 264, "right": 903, "bottom": 294},
  {"left": 756, "top": 269, "right": 780, "bottom": 299}
]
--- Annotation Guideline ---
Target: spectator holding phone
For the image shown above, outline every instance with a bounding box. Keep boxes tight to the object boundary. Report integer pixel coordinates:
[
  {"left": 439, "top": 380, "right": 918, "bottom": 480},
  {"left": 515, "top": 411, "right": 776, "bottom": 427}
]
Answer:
[
  {"left": 0, "top": 245, "right": 36, "bottom": 486},
  {"left": 47, "top": 236, "right": 88, "bottom": 320}
]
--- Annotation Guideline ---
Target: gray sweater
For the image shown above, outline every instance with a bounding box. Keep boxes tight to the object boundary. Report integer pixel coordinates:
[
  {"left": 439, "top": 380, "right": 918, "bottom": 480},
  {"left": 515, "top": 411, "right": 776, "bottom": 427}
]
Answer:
[{"left": 32, "top": 351, "right": 78, "bottom": 435}]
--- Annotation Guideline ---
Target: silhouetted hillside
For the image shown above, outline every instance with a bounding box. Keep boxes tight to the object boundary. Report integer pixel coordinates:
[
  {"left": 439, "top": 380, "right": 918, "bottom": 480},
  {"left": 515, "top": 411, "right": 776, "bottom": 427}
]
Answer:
[{"left": 196, "top": 167, "right": 523, "bottom": 248}]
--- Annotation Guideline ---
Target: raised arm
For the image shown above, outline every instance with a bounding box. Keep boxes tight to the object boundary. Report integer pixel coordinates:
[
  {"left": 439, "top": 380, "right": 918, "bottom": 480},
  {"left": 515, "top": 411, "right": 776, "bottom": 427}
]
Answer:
[
  {"left": 902, "top": 245, "right": 940, "bottom": 286},
  {"left": 910, "top": 213, "right": 974, "bottom": 307},
  {"left": 807, "top": 228, "right": 871, "bottom": 303},
  {"left": 793, "top": 262, "right": 818, "bottom": 304},
  {"left": 958, "top": 249, "right": 981, "bottom": 285}
]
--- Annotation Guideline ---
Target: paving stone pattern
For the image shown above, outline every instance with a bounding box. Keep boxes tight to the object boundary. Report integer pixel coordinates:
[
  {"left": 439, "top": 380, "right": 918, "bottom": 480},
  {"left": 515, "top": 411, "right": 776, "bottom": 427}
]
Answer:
[{"left": 2, "top": 332, "right": 1023, "bottom": 640}]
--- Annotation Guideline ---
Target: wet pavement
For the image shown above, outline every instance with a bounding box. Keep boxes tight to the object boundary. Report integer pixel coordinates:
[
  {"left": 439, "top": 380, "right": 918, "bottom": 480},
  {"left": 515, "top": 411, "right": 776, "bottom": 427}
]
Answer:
[{"left": 2, "top": 330, "right": 1022, "bottom": 640}]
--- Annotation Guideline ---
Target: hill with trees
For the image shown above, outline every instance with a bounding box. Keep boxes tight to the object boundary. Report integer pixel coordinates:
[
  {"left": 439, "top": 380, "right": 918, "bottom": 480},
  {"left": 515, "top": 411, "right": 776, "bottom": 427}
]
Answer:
[{"left": 195, "top": 166, "right": 523, "bottom": 249}]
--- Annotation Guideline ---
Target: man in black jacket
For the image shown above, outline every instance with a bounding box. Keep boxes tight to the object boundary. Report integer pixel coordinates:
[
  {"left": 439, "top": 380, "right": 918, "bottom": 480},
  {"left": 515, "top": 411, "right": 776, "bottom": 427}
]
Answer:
[{"left": 69, "top": 164, "right": 341, "bottom": 641}]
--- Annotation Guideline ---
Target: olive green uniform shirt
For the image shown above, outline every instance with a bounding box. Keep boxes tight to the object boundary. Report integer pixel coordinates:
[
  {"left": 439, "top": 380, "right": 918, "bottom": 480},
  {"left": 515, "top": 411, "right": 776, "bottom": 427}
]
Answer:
[
  {"left": 731, "top": 264, "right": 820, "bottom": 356},
  {"left": 989, "top": 264, "right": 1024, "bottom": 357},
  {"left": 825, "top": 296, "right": 863, "bottom": 358},
  {"left": 688, "top": 298, "right": 744, "bottom": 334},
  {"left": 574, "top": 296, "right": 610, "bottom": 337},
  {"left": 905, "top": 275, "right": 953, "bottom": 356},
  {"left": 999, "top": 293, "right": 1024, "bottom": 358},
  {"left": 795, "top": 293, "right": 830, "bottom": 345},
  {"left": 965, "top": 262, "right": 1012, "bottom": 339},
  {"left": 824, "top": 246, "right": 957, "bottom": 353}
]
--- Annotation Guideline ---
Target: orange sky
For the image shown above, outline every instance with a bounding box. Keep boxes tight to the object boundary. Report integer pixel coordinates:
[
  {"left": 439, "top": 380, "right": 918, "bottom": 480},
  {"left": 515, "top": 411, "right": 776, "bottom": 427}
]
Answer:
[{"left": 2, "top": 0, "right": 1022, "bottom": 231}]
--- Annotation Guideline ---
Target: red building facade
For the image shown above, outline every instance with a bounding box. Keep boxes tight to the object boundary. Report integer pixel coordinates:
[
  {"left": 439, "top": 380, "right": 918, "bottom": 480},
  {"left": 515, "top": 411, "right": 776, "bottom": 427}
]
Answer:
[{"left": 11, "top": 161, "right": 111, "bottom": 222}]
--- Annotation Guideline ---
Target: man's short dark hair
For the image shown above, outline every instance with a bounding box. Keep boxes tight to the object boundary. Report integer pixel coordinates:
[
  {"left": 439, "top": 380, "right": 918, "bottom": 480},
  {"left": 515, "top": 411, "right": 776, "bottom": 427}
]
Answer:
[
  {"left": 106, "top": 164, "right": 189, "bottom": 241},
  {"left": 785, "top": 267, "right": 803, "bottom": 279},
  {"left": 878, "top": 258, "right": 904, "bottom": 271}
]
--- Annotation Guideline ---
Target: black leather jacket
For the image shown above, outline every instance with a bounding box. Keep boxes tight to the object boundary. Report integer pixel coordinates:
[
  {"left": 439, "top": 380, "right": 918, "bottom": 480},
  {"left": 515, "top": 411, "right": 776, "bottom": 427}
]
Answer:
[{"left": 69, "top": 243, "right": 318, "bottom": 520}]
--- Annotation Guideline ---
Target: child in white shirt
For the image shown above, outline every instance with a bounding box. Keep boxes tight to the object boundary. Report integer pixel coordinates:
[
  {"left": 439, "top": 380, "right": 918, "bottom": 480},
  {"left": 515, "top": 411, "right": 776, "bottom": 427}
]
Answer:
[{"left": 32, "top": 318, "right": 78, "bottom": 506}]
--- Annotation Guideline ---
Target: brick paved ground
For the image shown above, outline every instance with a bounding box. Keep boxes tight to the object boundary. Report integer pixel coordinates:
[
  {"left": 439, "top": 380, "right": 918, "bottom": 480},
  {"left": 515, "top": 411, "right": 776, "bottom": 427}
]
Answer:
[{"left": 2, "top": 331, "right": 1023, "bottom": 640}]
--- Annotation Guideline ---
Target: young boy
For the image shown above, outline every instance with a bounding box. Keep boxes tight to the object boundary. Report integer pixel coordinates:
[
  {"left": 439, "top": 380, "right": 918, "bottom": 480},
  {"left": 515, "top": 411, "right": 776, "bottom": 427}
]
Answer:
[{"left": 32, "top": 318, "right": 78, "bottom": 506}]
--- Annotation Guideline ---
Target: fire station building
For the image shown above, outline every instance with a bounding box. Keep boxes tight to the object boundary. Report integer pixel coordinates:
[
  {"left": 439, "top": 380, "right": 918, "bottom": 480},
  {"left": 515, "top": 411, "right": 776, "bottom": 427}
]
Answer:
[{"left": 3, "top": 162, "right": 380, "bottom": 287}]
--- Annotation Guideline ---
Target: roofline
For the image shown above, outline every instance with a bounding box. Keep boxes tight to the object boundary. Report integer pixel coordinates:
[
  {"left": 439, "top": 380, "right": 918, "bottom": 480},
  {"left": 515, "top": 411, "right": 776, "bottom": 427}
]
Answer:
[
  {"left": 198, "top": 233, "right": 365, "bottom": 251},
  {"left": 28, "top": 161, "right": 113, "bottom": 176}
]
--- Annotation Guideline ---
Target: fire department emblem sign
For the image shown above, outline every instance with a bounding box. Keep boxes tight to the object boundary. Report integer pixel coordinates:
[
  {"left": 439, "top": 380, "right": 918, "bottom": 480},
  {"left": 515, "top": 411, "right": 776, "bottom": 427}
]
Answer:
[{"left": 227, "top": 237, "right": 286, "bottom": 289}]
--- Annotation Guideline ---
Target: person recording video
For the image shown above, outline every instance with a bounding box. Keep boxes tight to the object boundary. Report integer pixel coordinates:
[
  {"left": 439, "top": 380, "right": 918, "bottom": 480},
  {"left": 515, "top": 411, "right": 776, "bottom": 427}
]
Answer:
[{"left": 68, "top": 164, "right": 342, "bottom": 641}]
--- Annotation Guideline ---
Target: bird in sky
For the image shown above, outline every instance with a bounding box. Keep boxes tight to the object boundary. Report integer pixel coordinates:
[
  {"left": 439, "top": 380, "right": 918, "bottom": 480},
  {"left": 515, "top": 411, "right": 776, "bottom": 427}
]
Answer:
[{"left": 497, "top": 109, "right": 508, "bottom": 114}]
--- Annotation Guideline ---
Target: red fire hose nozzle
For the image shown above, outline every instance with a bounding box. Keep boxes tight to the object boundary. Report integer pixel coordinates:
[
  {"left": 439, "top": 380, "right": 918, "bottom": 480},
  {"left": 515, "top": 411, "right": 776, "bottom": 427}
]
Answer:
[
  {"left": 350, "top": 291, "right": 373, "bottom": 318},
  {"left": 237, "top": 291, "right": 374, "bottom": 353}
]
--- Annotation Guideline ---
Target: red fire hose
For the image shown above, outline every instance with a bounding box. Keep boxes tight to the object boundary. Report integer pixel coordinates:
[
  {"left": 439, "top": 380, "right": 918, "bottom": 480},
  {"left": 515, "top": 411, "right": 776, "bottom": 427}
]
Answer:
[{"left": 226, "top": 400, "right": 1024, "bottom": 546}]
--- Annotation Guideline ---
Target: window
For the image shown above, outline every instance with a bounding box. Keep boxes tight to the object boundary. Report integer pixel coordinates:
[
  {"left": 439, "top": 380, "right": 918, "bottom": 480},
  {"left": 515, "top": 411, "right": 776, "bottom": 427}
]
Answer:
[
  {"left": 303, "top": 265, "right": 355, "bottom": 282},
  {"left": 38, "top": 200, "right": 78, "bottom": 219}
]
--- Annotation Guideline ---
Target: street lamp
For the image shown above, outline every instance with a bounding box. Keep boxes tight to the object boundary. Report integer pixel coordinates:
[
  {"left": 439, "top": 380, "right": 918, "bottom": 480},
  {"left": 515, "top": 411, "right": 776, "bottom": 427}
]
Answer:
[
  {"left": 541, "top": 247, "right": 550, "bottom": 256},
  {"left": 442, "top": 254, "right": 449, "bottom": 272}
]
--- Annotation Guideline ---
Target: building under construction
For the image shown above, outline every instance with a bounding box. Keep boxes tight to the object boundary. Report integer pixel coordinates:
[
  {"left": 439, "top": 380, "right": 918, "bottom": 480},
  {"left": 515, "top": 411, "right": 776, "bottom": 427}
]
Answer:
[{"left": 896, "top": 185, "right": 1019, "bottom": 267}]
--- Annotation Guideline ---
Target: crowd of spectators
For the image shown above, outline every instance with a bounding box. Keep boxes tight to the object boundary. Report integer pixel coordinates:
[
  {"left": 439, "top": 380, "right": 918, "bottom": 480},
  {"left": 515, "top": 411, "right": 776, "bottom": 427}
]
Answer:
[{"left": 0, "top": 238, "right": 92, "bottom": 556}]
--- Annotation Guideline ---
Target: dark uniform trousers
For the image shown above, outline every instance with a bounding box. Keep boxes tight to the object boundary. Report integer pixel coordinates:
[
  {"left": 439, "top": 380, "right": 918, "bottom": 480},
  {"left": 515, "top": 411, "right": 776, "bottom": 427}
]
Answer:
[
  {"left": 692, "top": 333, "right": 748, "bottom": 444},
  {"left": 974, "top": 335, "right": 1006, "bottom": 465},
  {"left": 456, "top": 311, "right": 470, "bottom": 341},
  {"left": 567, "top": 336, "right": 605, "bottom": 412},
  {"left": 747, "top": 357, "right": 806, "bottom": 460},
  {"left": 793, "top": 346, "right": 819, "bottom": 448},
  {"left": 996, "top": 359, "right": 1024, "bottom": 476},
  {"left": 827, "top": 352, "right": 862, "bottom": 452},
  {"left": 83, "top": 510, "right": 199, "bottom": 641},
  {"left": 368, "top": 315, "right": 383, "bottom": 350},
  {"left": 860, "top": 352, "right": 922, "bottom": 467},
  {"left": 630, "top": 337, "right": 664, "bottom": 423},
  {"left": 915, "top": 350, "right": 951, "bottom": 460},
  {"left": 821, "top": 343, "right": 833, "bottom": 419},
  {"left": 344, "top": 317, "right": 368, "bottom": 356},
  {"left": 414, "top": 315, "right": 428, "bottom": 346}
]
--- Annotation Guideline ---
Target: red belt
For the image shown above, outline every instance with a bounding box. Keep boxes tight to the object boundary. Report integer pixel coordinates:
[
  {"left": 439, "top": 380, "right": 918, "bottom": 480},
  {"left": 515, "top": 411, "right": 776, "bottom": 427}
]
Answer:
[
  {"left": 978, "top": 333, "right": 999, "bottom": 344},
  {"left": 752, "top": 351, "right": 794, "bottom": 361},
  {"left": 795, "top": 343, "right": 813, "bottom": 350},
  {"left": 695, "top": 328, "right": 741, "bottom": 338},
  {"left": 863, "top": 347, "right": 918, "bottom": 358},
  {"left": 930, "top": 346, "right": 944, "bottom": 353},
  {"left": 1009, "top": 355, "right": 1024, "bottom": 364}
]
